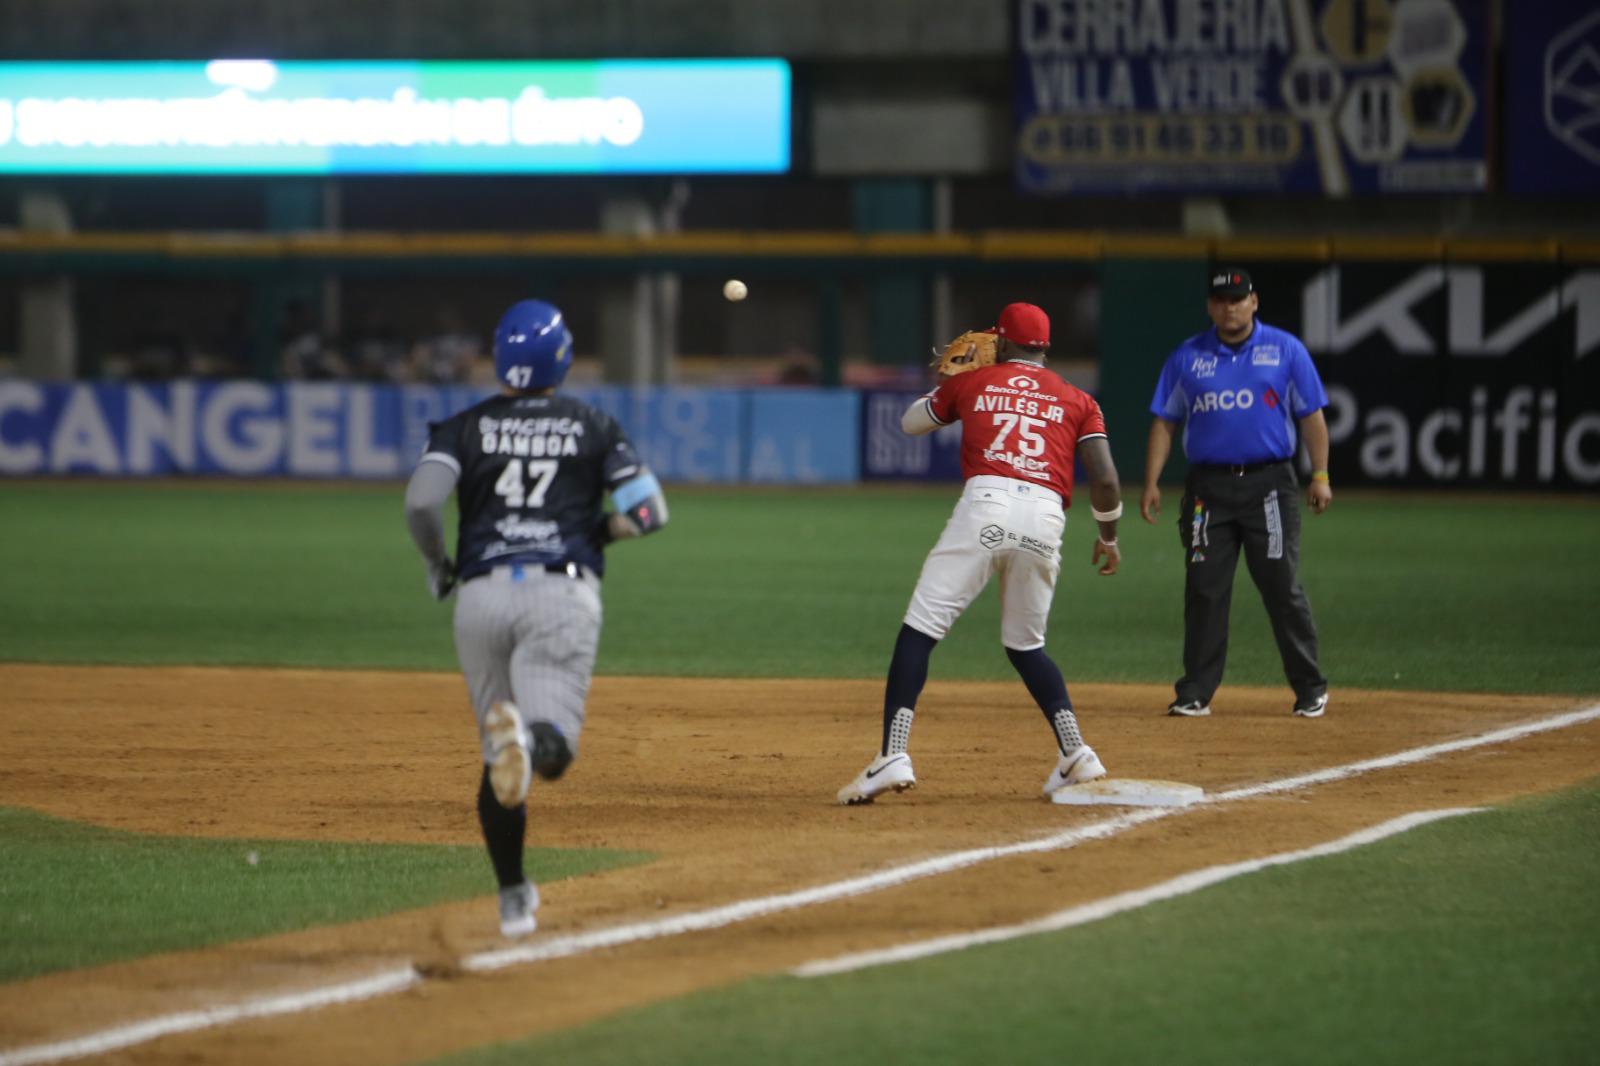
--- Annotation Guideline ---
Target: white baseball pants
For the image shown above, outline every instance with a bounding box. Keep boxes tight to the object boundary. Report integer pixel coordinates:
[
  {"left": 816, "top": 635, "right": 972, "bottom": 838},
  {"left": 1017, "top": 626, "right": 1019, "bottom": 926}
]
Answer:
[{"left": 903, "top": 475, "right": 1066, "bottom": 650}]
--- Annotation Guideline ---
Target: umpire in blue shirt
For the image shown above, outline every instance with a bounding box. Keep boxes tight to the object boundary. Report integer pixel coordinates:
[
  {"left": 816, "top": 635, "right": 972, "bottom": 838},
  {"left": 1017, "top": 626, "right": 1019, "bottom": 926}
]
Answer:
[{"left": 1140, "top": 268, "right": 1332, "bottom": 719}]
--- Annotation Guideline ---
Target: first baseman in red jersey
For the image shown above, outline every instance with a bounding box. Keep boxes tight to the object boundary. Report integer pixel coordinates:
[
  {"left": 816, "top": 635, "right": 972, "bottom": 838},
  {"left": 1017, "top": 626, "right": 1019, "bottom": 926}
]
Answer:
[
  {"left": 839, "top": 302, "right": 1126, "bottom": 806},
  {"left": 922, "top": 354, "right": 1107, "bottom": 504}
]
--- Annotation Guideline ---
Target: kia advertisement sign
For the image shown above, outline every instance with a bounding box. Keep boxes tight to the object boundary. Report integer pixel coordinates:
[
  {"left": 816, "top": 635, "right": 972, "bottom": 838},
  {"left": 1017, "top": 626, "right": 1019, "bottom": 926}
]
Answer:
[{"left": 1245, "top": 261, "right": 1600, "bottom": 489}]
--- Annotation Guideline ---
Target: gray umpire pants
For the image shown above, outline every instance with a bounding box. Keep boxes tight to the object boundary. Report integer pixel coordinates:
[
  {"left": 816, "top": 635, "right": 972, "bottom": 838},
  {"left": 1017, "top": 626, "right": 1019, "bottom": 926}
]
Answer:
[
  {"left": 1176, "top": 461, "right": 1326, "bottom": 704},
  {"left": 453, "top": 564, "right": 603, "bottom": 764}
]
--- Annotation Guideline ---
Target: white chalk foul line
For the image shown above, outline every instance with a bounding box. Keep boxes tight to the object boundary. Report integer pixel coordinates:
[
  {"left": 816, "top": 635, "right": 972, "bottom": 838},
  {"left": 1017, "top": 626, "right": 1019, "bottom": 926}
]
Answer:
[
  {"left": 793, "top": 806, "right": 1484, "bottom": 978},
  {"left": 4, "top": 701, "right": 1596, "bottom": 1064},
  {"left": 463, "top": 701, "right": 1600, "bottom": 973},
  {"left": 462, "top": 805, "right": 1173, "bottom": 973},
  {"left": 0, "top": 966, "right": 418, "bottom": 1066}
]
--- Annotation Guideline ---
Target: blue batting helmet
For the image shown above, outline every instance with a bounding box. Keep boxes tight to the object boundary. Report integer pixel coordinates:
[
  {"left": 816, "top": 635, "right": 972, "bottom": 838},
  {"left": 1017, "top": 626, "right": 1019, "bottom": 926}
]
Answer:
[{"left": 493, "top": 300, "right": 574, "bottom": 390}]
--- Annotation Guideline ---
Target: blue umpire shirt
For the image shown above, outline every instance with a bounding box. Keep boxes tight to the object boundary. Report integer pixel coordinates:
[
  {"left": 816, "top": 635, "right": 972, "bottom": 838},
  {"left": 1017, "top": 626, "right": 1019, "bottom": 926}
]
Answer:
[{"left": 1149, "top": 319, "right": 1329, "bottom": 465}]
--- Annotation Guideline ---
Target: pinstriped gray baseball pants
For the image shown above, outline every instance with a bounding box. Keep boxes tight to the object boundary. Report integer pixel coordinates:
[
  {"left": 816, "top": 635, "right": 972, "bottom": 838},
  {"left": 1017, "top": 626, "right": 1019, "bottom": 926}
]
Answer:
[{"left": 453, "top": 566, "right": 603, "bottom": 764}]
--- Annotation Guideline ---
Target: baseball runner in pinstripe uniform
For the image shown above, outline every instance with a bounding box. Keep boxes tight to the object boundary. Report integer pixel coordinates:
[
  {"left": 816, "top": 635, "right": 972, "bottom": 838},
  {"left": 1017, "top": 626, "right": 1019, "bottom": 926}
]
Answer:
[{"left": 404, "top": 299, "right": 668, "bottom": 938}]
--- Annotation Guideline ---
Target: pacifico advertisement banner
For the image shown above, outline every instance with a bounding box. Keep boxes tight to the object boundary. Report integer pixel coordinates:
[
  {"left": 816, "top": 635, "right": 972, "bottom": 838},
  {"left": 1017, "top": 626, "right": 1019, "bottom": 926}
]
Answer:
[
  {"left": 1013, "top": 0, "right": 1489, "bottom": 195},
  {"left": 1240, "top": 260, "right": 1600, "bottom": 489}
]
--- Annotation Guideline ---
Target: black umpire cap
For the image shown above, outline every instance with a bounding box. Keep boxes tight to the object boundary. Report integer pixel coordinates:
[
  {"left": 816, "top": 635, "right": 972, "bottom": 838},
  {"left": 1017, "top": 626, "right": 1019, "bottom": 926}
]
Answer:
[{"left": 1209, "top": 268, "right": 1254, "bottom": 298}]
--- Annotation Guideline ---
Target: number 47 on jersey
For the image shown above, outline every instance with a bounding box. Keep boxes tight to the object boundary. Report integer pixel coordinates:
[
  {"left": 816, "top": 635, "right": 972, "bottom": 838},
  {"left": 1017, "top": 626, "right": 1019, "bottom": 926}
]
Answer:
[{"left": 495, "top": 459, "right": 558, "bottom": 509}]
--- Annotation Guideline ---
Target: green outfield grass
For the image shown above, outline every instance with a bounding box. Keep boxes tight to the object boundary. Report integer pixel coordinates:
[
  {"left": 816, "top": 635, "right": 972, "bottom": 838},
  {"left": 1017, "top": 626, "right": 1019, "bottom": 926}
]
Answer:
[
  {"left": 435, "top": 779, "right": 1600, "bottom": 1066},
  {"left": 0, "top": 806, "right": 649, "bottom": 983},
  {"left": 1, "top": 481, "right": 1597, "bottom": 693}
]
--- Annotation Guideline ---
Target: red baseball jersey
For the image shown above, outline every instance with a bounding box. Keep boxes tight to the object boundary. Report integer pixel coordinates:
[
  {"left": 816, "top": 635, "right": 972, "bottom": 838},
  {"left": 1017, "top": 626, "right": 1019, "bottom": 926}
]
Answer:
[{"left": 923, "top": 361, "right": 1106, "bottom": 505}]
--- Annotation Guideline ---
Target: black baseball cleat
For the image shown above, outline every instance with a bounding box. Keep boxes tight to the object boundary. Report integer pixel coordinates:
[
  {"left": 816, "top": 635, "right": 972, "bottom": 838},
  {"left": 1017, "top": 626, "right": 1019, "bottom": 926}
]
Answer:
[
  {"left": 1167, "top": 700, "right": 1211, "bottom": 717},
  {"left": 529, "top": 721, "right": 574, "bottom": 780},
  {"left": 1293, "top": 693, "right": 1329, "bottom": 718}
]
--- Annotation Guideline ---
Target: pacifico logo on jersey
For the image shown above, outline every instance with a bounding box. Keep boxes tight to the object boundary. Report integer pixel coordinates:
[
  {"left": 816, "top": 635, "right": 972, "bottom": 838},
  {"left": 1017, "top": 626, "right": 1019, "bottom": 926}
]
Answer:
[
  {"left": 1192, "top": 388, "right": 1255, "bottom": 414},
  {"left": 478, "top": 414, "right": 585, "bottom": 457}
]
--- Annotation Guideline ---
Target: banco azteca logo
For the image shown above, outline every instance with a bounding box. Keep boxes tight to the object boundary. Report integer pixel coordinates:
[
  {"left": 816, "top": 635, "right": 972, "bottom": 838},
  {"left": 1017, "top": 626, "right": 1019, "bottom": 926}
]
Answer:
[
  {"left": 979, "top": 524, "right": 1005, "bottom": 549},
  {"left": 1008, "top": 375, "right": 1039, "bottom": 390}
]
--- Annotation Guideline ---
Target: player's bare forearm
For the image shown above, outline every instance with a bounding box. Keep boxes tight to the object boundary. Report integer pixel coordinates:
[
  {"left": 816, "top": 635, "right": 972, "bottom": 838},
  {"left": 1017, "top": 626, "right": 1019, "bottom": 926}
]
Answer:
[
  {"left": 1078, "top": 437, "right": 1121, "bottom": 545},
  {"left": 606, "top": 470, "right": 669, "bottom": 541},
  {"left": 1141, "top": 417, "right": 1176, "bottom": 523},
  {"left": 1143, "top": 417, "right": 1174, "bottom": 491},
  {"left": 1299, "top": 409, "right": 1329, "bottom": 472},
  {"left": 1299, "top": 409, "right": 1332, "bottom": 514}
]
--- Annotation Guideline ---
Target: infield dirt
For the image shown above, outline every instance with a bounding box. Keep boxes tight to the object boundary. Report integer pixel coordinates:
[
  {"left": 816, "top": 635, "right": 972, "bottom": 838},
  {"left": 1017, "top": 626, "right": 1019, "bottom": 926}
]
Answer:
[{"left": 1, "top": 665, "right": 1596, "bottom": 1064}]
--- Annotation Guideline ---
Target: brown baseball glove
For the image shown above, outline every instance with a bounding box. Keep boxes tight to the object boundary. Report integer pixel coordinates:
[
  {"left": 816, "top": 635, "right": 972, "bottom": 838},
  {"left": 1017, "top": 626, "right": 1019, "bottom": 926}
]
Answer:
[{"left": 930, "top": 330, "right": 998, "bottom": 377}]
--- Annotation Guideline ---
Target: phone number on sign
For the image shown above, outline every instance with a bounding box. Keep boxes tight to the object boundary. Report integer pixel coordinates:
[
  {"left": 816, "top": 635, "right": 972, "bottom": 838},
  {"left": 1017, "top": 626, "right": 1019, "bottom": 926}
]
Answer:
[{"left": 1020, "top": 114, "right": 1302, "bottom": 164}]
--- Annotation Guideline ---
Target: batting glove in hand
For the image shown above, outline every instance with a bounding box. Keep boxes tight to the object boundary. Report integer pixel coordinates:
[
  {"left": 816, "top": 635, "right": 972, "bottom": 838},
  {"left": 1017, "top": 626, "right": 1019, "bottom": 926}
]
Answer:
[{"left": 427, "top": 557, "right": 457, "bottom": 601}]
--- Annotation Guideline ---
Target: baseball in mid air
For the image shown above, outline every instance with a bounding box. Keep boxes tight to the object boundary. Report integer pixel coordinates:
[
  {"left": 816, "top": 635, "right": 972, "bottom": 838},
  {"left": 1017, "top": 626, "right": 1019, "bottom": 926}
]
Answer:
[{"left": 723, "top": 279, "right": 748, "bottom": 302}]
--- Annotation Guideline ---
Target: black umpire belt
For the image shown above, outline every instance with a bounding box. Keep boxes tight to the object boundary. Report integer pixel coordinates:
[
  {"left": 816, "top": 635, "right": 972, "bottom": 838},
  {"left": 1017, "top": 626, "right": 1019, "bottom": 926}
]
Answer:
[
  {"left": 1191, "top": 459, "right": 1289, "bottom": 477},
  {"left": 462, "top": 561, "right": 595, "bottom": 584}
]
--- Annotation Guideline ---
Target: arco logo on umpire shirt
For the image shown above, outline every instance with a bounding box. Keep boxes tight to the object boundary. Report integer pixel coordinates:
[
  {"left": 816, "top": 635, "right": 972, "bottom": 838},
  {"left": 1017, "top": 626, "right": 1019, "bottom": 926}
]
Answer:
[{"left": 1192, "top": 388, "right": 1255, "bottom": 414}]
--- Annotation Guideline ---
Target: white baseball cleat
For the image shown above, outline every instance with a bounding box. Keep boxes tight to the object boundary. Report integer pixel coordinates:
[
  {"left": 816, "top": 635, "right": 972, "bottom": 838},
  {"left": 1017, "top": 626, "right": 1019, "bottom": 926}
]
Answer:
[
  {"left": 484, "top": 701, "right": 532, "bottom": 808},
  {"left": 1167, "top": 700, "right": 1212, "bottom": 717},
  {"left": 498, "top": 881, "right": 539, "bottom": 938},
  {"left": 837, "top": 753, "right": 916, "bottom": 805},
  {"left": 1043, "top": 744, "right": 1107, "bottom": 796}
]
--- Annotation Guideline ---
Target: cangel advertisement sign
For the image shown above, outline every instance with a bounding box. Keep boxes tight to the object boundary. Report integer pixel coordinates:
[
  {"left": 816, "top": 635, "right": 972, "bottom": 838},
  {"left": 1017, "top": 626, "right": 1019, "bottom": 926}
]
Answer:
[
  {"left": 1014, "top": 0, "right": 1488, "bottom": 194},
  {"left": 0, "top": 60, "right": 791, "bottom": 174},
  {"left": 1238, "top": 261, "right": 1600, "bottom": 489}
]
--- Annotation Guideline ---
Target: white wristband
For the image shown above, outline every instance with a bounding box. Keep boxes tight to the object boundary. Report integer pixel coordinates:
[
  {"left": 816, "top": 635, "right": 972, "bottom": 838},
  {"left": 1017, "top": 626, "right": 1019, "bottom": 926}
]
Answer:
[
  {"left": 1090, "top": 502, "right": 1124, "bottom": 522},
  {"left": 1097, "top": 537, "right": 1118, "bottom": 548}
]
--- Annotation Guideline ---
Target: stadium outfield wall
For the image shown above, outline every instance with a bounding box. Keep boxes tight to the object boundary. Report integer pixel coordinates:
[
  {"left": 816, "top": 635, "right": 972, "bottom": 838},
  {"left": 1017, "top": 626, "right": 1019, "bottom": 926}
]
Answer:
[
  {"left": 0, "top": 381, "right": 870, "bottom": 484},
  {"left": 2, "top": 375, "right": 1597, "bottom": 490}
]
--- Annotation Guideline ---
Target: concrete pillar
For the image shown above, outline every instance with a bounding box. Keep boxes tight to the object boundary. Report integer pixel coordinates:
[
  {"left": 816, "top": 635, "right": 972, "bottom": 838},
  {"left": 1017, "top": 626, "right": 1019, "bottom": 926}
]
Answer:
[
  {"left": 18, "top": 190, "right": 76, "bottom": 380},
  {"left": 599, "top": 198, "right": 658, "bottom": 386},
  {"left": 852, "top": 178, "right": 932, "bottom": 367},
  {"left": 931, "top": 177, "right": 954, "bottom": 347},
  {"left": 652, "top": 180, "right": 691, "bottom": 384},
  {"left": 250, "top": 181, "right": 325, "bottom": 379}
]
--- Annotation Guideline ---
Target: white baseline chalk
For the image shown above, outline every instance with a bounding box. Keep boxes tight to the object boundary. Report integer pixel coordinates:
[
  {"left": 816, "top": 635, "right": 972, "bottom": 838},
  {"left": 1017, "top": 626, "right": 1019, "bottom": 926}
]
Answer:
[{"left": 795, "top": 807, "right": 1484, "bottom": 977}]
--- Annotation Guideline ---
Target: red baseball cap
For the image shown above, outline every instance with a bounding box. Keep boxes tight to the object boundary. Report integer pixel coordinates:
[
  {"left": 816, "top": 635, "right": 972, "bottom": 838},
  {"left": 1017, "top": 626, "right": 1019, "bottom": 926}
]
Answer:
[{"left": 992, "top": 302, "right": 1050, "bottom": 347}]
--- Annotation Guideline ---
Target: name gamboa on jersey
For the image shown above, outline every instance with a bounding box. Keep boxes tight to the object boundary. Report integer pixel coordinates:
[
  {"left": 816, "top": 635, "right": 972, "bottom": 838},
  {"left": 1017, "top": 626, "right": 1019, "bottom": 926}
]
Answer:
[
  {"left": 424, "top": 393, "right": 643, "bottom": 580},
  {"left": 926, "top": 362, "right": 1107, "bottom": 505}
]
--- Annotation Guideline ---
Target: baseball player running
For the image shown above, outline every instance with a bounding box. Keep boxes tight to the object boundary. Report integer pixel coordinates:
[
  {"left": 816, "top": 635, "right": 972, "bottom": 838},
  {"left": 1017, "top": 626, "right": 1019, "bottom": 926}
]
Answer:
[
  {"left": 404, "top": 299, "right": 668, "bottom": 937},
  {"left": 839, "top": 302, "right": 1124, "bottom": 805}
]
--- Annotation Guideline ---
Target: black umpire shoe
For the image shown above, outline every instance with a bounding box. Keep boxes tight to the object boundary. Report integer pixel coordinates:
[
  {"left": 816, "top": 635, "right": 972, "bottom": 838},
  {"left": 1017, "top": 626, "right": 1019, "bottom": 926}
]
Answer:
[{"left": 1293, "top": 693, "right": 1329, "bottom": 718}]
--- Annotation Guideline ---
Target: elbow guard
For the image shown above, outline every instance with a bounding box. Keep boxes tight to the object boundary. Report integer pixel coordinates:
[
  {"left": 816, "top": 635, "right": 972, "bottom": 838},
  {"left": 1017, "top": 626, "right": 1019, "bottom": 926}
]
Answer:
[{"left": 610, "top": 470, "right": 668, "bottom": 538}]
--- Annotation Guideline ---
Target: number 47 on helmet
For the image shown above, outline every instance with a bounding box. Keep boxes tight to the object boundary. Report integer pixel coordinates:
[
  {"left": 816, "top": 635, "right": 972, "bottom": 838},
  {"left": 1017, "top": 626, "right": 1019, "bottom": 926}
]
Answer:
[{"left": 495, "top": 299, "right": 574, "bottom": 390}]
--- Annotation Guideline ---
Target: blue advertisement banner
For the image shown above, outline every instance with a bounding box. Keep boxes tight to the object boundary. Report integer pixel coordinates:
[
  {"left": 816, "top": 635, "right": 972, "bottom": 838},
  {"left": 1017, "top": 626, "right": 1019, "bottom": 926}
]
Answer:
[
  {"left": 746, "top": 390, "right": 862, "bottom": 484},
  {"left": 1014, "top": 0, "right": 1489, "bottom": 195},
  {"left": 0, "top": 383, "right": 858, "bottom": 483},
  {"left": 0, "top": 60, "right": 790, "bottom": 175},
  {"left": 1505, "top": 2, "right": 1600, "bottom": 195},
  {"left": 858, "top": 391, "right": 963, "bottom": 481}
]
